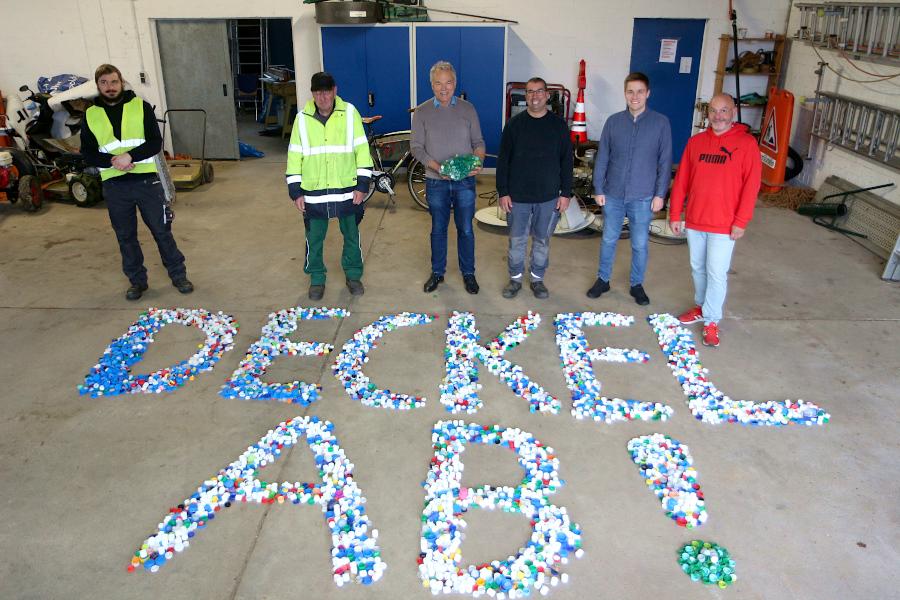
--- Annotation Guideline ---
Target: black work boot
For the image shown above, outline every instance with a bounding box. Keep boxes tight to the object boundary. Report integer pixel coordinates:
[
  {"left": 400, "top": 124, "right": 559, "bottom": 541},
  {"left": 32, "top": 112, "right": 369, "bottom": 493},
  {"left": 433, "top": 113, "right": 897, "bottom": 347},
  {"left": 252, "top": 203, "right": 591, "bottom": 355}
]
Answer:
[
  {"left": 172, "top": 278, "right": 194, "bottom": 294},
  {"left": 126, "top": 282, "right": 148, "bottom": 301}
]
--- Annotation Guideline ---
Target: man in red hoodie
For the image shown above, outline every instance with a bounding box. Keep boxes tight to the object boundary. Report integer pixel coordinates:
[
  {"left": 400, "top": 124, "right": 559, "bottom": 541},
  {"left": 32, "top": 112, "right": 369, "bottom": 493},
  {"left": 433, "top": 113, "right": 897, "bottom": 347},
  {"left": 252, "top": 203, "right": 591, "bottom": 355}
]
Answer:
[{"left": 669, "top": 94, "right": 761, "bottom": 347}]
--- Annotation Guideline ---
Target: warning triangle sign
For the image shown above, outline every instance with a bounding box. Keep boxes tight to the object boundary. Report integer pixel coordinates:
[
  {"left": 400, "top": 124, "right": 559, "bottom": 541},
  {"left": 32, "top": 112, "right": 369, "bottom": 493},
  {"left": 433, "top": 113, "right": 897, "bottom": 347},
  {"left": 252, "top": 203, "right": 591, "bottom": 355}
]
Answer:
[{"left": 761, "top": 109, "right": 777, "bottom": 152}]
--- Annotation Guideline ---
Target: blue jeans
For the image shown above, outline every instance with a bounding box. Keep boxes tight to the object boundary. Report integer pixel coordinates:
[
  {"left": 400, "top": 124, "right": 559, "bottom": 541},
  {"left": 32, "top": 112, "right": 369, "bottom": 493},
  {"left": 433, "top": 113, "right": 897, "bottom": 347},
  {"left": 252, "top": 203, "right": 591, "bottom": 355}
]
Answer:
[
  {"left": 507, "top": 198, "right": 559, "bottom": 280},
  {"left": 686, "top": 228, "right": 736, "bottom": 323},
  {"left": 426, "top": 177, "right": 476, "bottom": 275},
  {"left": 597, "top": 196, "right": 653, "bottom": 286}
]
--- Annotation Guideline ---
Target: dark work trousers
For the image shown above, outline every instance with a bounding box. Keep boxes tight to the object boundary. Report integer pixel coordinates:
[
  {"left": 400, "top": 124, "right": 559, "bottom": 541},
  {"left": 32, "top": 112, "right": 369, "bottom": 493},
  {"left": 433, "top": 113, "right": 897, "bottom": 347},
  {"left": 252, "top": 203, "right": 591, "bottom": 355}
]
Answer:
[{"left": 103, "top": 174, "right": 186, "bottom": 286}]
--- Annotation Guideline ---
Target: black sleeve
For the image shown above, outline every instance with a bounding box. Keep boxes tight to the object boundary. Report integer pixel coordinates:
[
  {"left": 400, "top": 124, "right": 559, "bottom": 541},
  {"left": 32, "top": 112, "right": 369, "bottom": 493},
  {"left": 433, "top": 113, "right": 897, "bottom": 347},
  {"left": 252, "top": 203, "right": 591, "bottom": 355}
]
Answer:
[
  {"left": 128, "top": 101, "right": 162, "bottom": 163},
  {"left": 287, "top": 182, "right": 303, "bottom": 200},
  {"left": 79, "top": 114, "right": 112, "bottom": 168},
  {"left": 559, "top": 120, "right": 573, "bottom": 198},
  {"left": 495, "top": 116, "right": 515, "bottom": 197}
]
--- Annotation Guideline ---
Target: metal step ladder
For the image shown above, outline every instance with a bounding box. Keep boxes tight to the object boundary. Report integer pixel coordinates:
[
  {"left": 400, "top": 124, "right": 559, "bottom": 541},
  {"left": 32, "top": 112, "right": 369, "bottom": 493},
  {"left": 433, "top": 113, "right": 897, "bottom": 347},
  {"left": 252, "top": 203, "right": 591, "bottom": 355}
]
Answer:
[
  {"left": 794, "top": 2, "right": 900, "bottom": 63},
  {"left": 229, "top": 19, "right": 266, "bottom": 112},
  {"left": 810, "top": 91, "right": 900, "bottom": 171}
]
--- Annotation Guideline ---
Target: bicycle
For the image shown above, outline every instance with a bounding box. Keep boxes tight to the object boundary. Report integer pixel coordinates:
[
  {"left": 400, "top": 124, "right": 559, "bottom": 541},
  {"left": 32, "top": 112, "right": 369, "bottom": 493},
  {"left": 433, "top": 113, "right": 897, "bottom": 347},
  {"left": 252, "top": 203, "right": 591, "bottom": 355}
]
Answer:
[{"left": 361, "top": 115, "right": 429, "bottom": 210}]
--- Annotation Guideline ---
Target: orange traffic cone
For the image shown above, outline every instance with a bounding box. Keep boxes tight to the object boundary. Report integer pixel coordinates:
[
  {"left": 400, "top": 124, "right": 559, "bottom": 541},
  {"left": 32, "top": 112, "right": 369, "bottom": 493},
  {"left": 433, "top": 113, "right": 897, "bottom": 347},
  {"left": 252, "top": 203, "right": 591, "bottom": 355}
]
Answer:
[
  {"left": 570, "top": 88, "right": 587, "bottom": 144},
  {"left": 570, "top": 60, "right": 588, "bottom": 144}
]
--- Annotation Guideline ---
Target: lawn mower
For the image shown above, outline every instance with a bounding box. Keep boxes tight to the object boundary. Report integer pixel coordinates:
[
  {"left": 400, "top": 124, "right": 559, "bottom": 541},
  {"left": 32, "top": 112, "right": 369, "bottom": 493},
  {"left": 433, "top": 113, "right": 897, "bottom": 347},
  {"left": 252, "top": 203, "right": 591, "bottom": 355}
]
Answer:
[{"left": 2, "top": 82, "right": 102, "bottom": 210}]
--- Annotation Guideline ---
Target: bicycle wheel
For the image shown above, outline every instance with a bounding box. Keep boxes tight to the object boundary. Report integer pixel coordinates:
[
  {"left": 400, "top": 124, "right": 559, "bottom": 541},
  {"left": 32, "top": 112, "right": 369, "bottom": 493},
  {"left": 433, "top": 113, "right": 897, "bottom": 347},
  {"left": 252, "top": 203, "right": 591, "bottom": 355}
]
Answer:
[
  {"left": 363, "top": 146, "right": 381, "bottom": 204},
  {"left": 407, "top": 157, "right": 428, "bottom": 210}
]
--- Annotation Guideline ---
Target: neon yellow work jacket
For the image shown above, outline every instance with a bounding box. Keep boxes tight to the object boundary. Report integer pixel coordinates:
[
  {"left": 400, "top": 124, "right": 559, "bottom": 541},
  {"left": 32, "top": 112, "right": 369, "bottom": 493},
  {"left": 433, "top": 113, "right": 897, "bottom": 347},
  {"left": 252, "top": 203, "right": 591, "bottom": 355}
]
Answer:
[{"left": 285, "top": 95, "right": 372, "bottom": 218}]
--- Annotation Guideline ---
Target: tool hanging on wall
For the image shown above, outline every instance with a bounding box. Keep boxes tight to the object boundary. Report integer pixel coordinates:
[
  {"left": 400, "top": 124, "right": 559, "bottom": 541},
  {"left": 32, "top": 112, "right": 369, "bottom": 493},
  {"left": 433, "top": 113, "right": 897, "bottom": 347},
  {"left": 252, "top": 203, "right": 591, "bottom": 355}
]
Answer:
[{"left": 728, "top": 0, "right": 742, "bottom": 123}]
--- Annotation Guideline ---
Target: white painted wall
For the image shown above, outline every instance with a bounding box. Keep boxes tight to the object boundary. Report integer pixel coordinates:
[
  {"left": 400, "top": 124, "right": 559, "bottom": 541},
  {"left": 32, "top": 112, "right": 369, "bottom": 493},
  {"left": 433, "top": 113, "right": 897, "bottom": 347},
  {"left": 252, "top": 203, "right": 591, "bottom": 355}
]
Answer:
[
  {"left": 4, "top": 0, "right": 790, "bottom": 144},
  {"left": 422, "top": 0, "right": 790, "bottom": 138},
  {"left": 782, "top": 0, "right": 900, "bottom": 207},
  {"left": 2, "top": 0, "right": 318, "bottom": 138}
]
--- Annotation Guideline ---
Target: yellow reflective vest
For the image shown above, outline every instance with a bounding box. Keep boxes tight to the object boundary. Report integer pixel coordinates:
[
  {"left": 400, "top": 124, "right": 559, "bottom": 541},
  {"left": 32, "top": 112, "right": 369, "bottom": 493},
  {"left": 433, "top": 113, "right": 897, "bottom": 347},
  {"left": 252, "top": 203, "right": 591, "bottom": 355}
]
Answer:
[{"left": 85, "top": 97, "right": 157, "bottom": 181}]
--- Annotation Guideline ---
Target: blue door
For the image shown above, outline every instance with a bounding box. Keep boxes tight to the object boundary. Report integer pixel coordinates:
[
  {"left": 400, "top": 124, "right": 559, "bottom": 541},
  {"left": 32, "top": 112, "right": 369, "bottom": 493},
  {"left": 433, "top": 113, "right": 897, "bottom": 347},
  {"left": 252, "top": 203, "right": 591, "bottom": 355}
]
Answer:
[
  {"left": 321, "top": 26, "right": 411, "bottom": 134},
  {"left": 459, "top": 27, "right": 505, "bottom": 167},
  {"left": 415, "top": 26, "right": 505, "bottom": 167},
  {"left": 629, "top": 18, "right": 706, "bottom": 160}
]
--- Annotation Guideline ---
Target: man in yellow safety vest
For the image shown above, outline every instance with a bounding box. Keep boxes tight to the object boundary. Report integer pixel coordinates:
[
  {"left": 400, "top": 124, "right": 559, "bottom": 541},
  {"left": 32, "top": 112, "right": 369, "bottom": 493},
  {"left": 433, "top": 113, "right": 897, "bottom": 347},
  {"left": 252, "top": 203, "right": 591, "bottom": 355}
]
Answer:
[{"left": 81, "top": 63, "right": 193, "bottom": 301}]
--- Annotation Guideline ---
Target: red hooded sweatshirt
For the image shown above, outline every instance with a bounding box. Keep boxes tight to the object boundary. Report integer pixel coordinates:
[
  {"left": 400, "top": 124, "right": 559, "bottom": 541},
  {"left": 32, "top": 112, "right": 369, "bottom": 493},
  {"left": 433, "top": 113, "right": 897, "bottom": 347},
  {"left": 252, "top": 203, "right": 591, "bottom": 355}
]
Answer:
[{"left": 668, "top": 124, "right": 762, "bottom": 234}]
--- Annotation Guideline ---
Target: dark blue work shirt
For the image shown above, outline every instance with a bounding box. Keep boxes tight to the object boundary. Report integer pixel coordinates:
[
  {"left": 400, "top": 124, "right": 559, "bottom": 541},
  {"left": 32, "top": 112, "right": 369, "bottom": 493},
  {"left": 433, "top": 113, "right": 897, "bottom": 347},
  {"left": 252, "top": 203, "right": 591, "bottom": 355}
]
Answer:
[{"left": 593, "top": 108, "right": 672, "bottom": 200}]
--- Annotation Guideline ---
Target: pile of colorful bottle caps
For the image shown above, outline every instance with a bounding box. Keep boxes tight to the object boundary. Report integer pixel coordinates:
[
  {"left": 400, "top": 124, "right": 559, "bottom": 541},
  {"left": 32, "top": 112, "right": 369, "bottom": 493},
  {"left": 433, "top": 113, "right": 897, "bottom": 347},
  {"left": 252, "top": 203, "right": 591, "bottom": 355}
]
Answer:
[
  {"left": 440, "top": 312, "right": 559, "bottom": 415},
  {"left": 647, "top": 314, "right": 830, "bottom": 426},
  {"left": 130, "top": 416, "right": 386, "bottom": 585},
  {"left": 332, "top": 312, "right": 435, "bottom": 409},
  {"left": 79, "top": 307, "right": 237, "bottom": 396},
  {"left": 419, "top": 420, "right": 582, "bottom": 597},
  {"left": 555, "top": 312, "right": 673, "bottom": 423},
  {"left": 628, "top": 433, "right": 707, "bottom": 528},
  {"left": 220, "top": 306, "right": 347, "bottom": 404}
]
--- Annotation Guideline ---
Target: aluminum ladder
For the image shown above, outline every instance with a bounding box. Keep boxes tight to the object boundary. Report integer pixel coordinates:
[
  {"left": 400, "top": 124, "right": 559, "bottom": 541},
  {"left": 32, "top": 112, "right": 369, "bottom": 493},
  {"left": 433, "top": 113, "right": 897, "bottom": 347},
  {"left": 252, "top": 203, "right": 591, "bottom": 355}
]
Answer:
[
  {"left": 810, "top": 91, "right": 900, "bottom": 171},
  {"left": 795, "top": 2, "right": 900, "bottom": 63}
]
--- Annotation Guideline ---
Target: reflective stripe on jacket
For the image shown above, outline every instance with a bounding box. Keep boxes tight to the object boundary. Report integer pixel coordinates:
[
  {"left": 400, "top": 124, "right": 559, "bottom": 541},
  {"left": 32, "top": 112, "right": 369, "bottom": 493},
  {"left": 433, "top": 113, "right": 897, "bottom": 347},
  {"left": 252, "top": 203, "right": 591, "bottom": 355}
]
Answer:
[{"left": 85, "top": 97, "right": 157, "bottom": 181}]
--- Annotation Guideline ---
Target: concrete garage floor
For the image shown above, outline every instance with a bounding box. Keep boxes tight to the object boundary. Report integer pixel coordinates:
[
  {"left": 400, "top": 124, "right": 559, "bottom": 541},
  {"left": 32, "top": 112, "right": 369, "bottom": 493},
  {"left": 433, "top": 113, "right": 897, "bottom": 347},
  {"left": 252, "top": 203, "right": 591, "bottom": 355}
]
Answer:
[{"left": 0, "top": 157, "right": 898, "bottom": 600}]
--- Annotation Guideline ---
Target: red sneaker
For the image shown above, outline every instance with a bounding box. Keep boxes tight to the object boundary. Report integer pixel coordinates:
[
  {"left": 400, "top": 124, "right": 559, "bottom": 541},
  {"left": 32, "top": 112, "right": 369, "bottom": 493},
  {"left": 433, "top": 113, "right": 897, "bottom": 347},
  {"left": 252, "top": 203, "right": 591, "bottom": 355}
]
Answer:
[
  {"left": 702, "top": 322, "right": 720, "bottom": 347},
  {"left": 678, "top": 305, "right": 704, "bottom": 324}
]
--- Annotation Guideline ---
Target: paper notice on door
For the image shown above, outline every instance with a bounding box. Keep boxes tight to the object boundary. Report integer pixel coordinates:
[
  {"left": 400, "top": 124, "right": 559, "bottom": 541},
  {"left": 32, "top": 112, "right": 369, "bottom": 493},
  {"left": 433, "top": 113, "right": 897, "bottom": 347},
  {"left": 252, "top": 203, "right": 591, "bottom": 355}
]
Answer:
[
  {"left": 659, "top": 39, "right": 678, "bottom": 63},
  {"left": 679, "top": 56, "right": 692, "bottom": 73}
]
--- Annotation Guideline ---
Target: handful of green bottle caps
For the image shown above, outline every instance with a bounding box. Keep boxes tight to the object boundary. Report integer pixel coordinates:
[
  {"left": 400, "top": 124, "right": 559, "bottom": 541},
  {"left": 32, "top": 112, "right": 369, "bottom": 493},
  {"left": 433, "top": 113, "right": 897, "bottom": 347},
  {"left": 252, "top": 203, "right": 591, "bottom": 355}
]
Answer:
[{"left": 439, "top": 154, "right": 482, "bottom": 181}]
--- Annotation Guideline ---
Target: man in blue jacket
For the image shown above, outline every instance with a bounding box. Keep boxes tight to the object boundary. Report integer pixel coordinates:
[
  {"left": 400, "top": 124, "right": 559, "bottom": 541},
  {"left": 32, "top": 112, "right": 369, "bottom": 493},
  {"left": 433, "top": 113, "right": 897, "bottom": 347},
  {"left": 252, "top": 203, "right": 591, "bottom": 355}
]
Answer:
[{"left": 587, "top": 72, "right": 672, "bottom": 305}]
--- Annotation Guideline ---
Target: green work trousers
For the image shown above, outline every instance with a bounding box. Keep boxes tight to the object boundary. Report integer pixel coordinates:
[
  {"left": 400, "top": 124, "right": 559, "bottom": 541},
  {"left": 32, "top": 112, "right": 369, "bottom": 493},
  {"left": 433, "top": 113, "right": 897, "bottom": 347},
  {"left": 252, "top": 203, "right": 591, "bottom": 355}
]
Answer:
[{"left": 304, "top": 214, "right": 363, "bottom": 285}]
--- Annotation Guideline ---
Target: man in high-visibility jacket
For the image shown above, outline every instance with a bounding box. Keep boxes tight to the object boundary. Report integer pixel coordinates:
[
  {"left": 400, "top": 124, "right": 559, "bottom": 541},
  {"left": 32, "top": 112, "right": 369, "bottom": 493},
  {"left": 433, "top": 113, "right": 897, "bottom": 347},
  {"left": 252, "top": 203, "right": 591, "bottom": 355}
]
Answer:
[
  {"left": 286, "top": 72, "right": 372, "bottom": 301},
  {"left": 81, "top": 64, "right": 193, "bottom": 301}
]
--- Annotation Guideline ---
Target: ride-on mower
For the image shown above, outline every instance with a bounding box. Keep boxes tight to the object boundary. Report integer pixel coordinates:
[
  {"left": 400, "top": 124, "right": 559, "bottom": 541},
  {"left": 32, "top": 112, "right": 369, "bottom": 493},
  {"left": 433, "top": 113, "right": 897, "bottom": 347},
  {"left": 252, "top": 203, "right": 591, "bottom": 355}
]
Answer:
[{"left": 2, "top": 83, "right": 103, "bottom": 211}]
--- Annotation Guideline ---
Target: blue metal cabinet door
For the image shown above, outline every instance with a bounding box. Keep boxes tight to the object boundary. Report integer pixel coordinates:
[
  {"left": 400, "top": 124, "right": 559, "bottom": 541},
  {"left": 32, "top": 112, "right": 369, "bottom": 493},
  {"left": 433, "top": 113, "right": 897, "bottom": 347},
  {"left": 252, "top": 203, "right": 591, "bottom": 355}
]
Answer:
[
  {"left": 365, "top": 27, "right": 411, "bottom": 133},
  {"left": 414, "top": 27, "right": 461, "bottom": 105},
  {"left": 321, "top": 26, "right": 369, "bottom": 115},
  {"left": 460, "top": 27, "right": 505, "bottom": 167},
  {"left": 629, "top": 18, "right": 706, "bottom": 160}
]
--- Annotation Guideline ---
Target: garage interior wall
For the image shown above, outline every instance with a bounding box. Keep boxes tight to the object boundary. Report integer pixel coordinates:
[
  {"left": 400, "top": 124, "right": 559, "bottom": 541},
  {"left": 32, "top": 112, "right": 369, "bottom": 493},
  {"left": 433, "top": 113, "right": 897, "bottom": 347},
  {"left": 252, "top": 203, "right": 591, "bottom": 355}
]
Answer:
[
  {"left": 3, "top": 0, "right": 789, "bottom": 131},
  {"left": 782, "top": 0, "right": 900, "bottom": 207},
  {"left": 1, "top": 0, "right": 318, "bottom": 141},
  {"left": 16, "top": 0, "right": 895, "bottom": 206}
]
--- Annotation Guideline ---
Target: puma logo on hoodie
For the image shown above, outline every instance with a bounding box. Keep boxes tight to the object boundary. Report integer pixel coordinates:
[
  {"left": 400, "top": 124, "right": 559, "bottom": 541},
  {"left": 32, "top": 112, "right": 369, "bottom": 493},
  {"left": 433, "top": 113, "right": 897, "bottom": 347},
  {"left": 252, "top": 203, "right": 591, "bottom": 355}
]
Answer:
[{"left": 698, "top": 146, "right": 735, "bottom": 164}]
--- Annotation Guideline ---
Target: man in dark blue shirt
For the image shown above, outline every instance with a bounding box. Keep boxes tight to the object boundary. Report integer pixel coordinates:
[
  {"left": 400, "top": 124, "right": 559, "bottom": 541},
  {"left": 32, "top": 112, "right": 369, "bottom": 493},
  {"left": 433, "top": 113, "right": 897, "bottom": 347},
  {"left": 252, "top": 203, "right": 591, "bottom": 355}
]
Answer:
[
  {"left": 495, "top": 77, "right": 573, "bottom": 299},
  {"left": 587, "top": 72, "right": 672, "bottom": 305}
]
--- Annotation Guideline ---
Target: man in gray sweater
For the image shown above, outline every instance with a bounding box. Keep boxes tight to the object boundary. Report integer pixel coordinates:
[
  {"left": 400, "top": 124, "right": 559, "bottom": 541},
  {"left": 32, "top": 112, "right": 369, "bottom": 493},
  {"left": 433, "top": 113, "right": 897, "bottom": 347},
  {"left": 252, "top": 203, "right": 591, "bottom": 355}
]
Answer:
[
  {"left": 587, "top": 72, "right": 672, "bottom": 305},
  {"left": 411, "top": 61, "right": 486, "bottom": 295}
]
